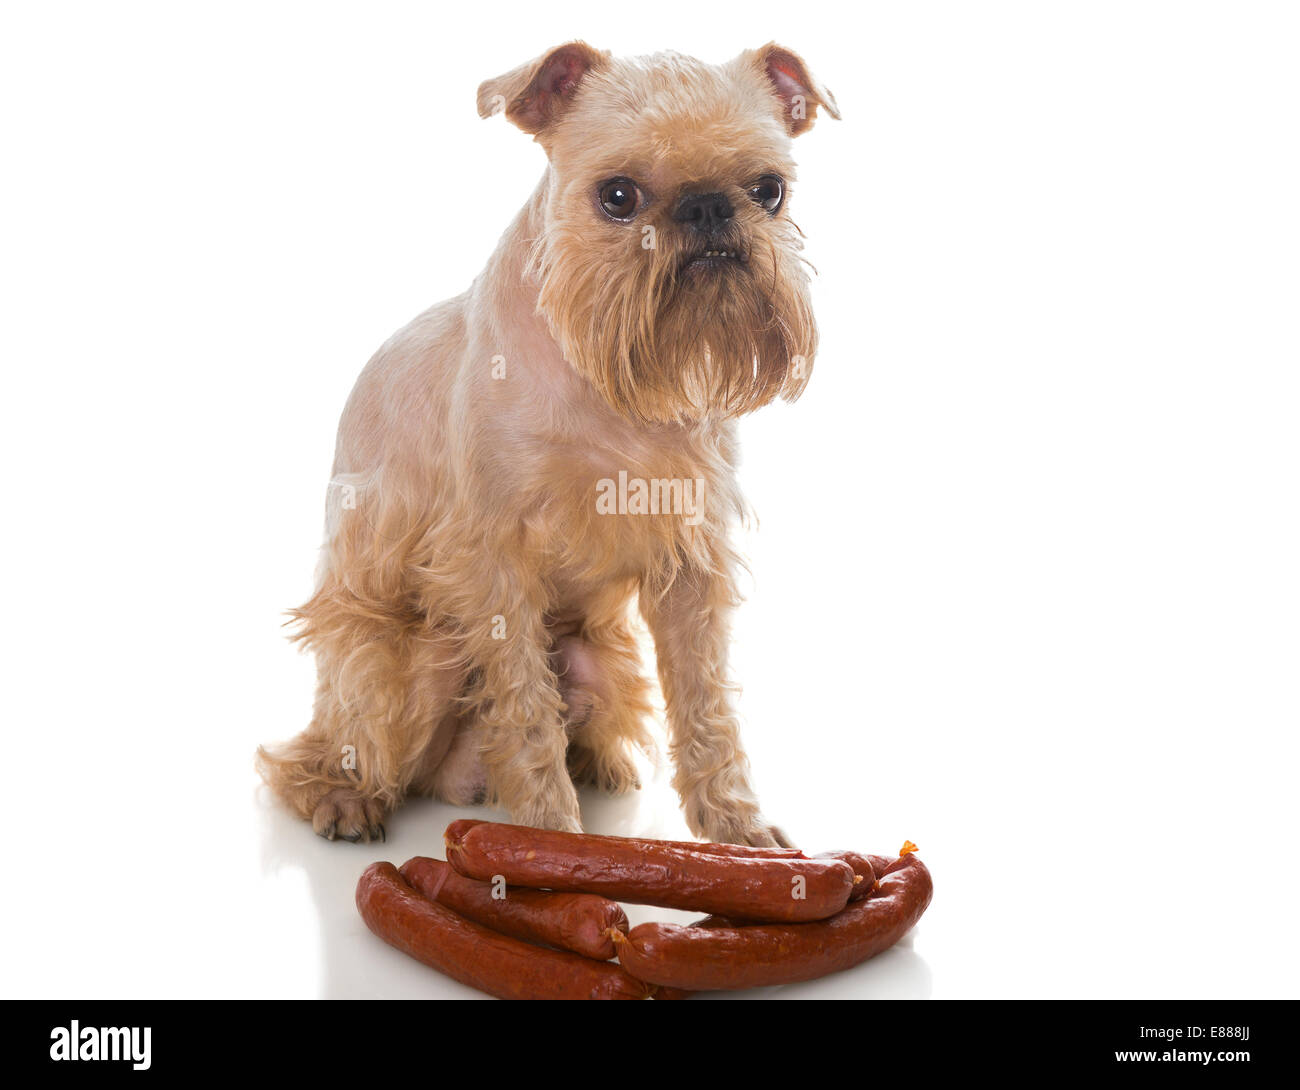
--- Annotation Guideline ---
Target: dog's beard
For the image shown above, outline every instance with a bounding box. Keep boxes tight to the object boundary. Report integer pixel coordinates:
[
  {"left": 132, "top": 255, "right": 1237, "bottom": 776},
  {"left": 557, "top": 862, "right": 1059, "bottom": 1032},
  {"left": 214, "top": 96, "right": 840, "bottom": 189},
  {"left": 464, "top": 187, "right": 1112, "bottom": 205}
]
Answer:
[{"left": 531, "top": 218, "right": 817, "bottom": 424}]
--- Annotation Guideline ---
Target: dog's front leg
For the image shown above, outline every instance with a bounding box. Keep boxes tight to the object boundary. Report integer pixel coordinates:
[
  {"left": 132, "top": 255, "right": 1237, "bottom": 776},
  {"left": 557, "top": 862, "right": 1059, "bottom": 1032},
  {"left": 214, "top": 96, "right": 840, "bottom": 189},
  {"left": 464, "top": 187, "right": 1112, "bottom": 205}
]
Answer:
[
  {"left": 468, "top": 581, "right": 584, "bottom": 834},
  {"left": 641, "top": 565, "right": 790, "bottom": 848}
]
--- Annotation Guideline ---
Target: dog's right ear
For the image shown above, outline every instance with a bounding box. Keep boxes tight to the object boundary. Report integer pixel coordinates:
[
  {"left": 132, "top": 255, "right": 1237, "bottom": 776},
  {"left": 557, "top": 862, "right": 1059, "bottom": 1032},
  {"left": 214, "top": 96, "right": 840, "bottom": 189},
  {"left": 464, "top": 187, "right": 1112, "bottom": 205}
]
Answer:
[{"left": 477, "top": 42, "right": 609, "bottom": 137}]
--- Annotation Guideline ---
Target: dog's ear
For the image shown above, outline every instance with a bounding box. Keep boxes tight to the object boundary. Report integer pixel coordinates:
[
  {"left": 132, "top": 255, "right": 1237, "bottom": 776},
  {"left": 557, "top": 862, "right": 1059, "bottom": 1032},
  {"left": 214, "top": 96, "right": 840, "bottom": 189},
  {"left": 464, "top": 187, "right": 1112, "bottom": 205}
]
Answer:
[
  {"left": 477, "top": 42, "right": 609, "bottom": 137},
  {"left": 747, "top": 43, "right": 840, "bottom": 136}
]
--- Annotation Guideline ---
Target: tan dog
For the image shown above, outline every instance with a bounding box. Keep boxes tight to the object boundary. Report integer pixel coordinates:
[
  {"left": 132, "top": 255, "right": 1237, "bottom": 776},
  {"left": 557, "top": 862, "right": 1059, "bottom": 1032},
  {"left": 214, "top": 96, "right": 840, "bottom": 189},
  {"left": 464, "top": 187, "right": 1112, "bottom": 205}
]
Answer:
[{"left": 257, "top": 42, "right": 838, "bottom": 846}]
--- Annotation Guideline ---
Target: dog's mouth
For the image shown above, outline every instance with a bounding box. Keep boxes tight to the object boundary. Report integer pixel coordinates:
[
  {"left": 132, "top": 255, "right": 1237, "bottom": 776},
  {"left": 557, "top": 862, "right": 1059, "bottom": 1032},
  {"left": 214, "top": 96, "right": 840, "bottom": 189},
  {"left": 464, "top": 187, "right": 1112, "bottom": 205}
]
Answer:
[{"left": 680, "top": 247, "right": 747, "bottom": 275}]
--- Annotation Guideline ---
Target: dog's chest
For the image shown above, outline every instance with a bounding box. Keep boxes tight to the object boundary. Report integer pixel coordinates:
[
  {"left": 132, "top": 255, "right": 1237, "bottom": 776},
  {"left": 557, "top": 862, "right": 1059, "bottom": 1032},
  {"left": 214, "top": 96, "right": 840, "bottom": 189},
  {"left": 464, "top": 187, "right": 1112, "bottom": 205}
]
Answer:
[{"left": 527, "top": 430, "right": 738, "bottom": 592}]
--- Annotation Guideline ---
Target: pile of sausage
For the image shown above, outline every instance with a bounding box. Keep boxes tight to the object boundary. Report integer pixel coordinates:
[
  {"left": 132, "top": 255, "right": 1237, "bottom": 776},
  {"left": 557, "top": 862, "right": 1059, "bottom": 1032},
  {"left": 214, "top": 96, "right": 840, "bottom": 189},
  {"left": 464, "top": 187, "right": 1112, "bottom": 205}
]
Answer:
[{"left": 355, "top": 819, "right": 933, "bottom": 999}]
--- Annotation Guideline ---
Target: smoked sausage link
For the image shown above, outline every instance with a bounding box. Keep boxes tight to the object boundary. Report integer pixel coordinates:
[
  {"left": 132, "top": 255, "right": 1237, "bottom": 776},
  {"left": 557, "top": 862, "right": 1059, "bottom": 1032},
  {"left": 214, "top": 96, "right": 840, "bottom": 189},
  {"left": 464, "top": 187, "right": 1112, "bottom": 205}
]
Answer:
[
  {"left": 444, "top": 821, "right": 856, "bottom": 923},
  {"left": 610, "top": 852, "right": 933, "bottom": 990},
  {"left": 398, "top": 856, "right": 628, "bottom": 960},
  {"left": 356, "top": 862, "right": 652, "bottom": 1000},
  {"left": 586, "top": 834, "right": 873, "bottom": 900}
]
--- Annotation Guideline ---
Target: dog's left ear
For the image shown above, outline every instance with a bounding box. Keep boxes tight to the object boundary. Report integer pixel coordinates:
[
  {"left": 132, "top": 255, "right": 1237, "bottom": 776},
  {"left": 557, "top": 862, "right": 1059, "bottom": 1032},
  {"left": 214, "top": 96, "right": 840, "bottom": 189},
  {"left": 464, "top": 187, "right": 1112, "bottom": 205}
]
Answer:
[
  {"left": 748, "top": 43, "right": 841, "bottom": 136},
  {"left": 477, "top": 41, "right": 610, "bottom": 138}
]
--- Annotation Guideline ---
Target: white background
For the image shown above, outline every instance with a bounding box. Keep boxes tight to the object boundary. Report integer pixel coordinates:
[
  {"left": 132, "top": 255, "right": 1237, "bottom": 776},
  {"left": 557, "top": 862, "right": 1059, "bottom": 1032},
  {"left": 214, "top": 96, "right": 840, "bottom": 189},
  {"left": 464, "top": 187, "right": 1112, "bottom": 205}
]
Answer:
[{"left": 2, "top": 1, "right": 1296, "bottom": 999}]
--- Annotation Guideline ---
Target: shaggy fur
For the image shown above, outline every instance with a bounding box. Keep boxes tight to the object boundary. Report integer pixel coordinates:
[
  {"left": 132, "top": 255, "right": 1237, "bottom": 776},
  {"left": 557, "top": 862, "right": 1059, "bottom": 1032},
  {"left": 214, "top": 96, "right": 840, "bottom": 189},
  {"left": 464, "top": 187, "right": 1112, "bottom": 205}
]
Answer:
[{"left": 257, "top": 42, "right": 838, "bottom": 845}]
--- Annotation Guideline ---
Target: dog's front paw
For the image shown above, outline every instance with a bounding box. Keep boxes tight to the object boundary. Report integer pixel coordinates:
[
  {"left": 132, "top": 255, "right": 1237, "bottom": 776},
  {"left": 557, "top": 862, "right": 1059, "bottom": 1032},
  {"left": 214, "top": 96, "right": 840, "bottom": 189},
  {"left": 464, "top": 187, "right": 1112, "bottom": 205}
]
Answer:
[
  {"left": 312, "top": 788, "right": 387, "bottom": 844},
  {"left": 510, "top": 801, "right": 584, "bottom": 835},
  {"left": 708, "top": 819, "right": 794, "bottom": 849},
  {"left": 690, "top": 801, "right": 794, "bottom": 849},
  {"left": 740, "top": 821, "right": 795, "bottom": 849}
]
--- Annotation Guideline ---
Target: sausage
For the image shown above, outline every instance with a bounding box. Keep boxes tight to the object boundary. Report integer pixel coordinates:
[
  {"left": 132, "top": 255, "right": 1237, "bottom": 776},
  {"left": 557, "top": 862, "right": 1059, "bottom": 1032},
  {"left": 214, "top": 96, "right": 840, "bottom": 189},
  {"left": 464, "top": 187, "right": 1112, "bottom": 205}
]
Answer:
[
  {"left": 696, "top": 847, "right": 903, "bottom": 926},
  {"left": 444, "top": 821, "right": 807, "bottom": 861},
  {"left": 576, "top": 834, "right": 874, "bottom": 900},
  {"left": 444, "top": 820, "right": 856, "bottom": 923},
  {"left": 398, "top": 856, "right": 628, "bottom": 960},
  {"left": 822, "top": 851, "right": 875, "bottom": 900},
  {"left": 866, "top": 854, "right": 894, "bottom": 879},
  {"left": 609, "top": 852, "right": 933, "bottom": 990},
  {"left": 443, "top": 822, "right": 872, "bottom": 895},
  {"left": 865, "top": 842, "right": 920, "bottom": 882},
  {"left": 356, "top": 862, "right": 652, "bottom": 1000}
]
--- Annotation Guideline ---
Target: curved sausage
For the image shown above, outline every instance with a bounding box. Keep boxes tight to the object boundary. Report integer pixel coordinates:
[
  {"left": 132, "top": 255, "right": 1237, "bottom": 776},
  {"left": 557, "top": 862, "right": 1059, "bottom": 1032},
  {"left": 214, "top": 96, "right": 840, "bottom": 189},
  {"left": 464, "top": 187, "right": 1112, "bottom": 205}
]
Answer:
[
  {"left": 444, "top": 821, "right": 856, "bottom": 923},
  {"left": 356, "top": 862, "right": 652, "bottom": 1000},
  {"left": 398, "top": 856, "right": 627, "bottom": 960},
  {"left": 609, "top": 852, "right": 933, "bottom": 990},
  {"left": 866, "top": 842, "right": 920, "bottom": 881}
]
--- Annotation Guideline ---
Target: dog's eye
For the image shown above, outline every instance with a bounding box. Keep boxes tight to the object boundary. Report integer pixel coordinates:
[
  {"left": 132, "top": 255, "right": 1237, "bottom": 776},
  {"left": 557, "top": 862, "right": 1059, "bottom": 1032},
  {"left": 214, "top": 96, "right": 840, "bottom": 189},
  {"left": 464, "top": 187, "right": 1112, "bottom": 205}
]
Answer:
[
  {"left": 598, "top": 178, "right": 643, "bottom": 221},
  {"left": 747, "top": 175, "right": 784, "bottom": 214}
]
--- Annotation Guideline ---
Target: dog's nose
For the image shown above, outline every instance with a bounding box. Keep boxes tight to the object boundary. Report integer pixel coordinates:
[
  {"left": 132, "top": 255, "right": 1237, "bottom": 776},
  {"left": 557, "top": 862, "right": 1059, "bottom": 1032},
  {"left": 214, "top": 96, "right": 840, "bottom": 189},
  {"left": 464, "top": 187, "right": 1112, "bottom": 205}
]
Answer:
[{"left": 673, "top": 191, "right": 734, "bottom": 235}]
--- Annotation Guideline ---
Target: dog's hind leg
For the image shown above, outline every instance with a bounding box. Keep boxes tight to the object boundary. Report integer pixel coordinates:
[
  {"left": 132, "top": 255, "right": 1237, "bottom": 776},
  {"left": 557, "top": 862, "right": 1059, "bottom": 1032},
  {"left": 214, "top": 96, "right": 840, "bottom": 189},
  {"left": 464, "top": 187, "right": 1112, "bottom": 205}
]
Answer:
[{"left": 257, "top": 607, "right": 465, "bottom": 843}]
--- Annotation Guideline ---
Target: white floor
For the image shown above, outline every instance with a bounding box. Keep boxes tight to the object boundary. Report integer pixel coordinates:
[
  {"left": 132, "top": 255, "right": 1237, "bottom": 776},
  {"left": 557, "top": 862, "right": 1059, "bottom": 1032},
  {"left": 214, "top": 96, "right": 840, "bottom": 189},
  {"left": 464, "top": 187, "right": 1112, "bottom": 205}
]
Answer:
[{"left": 9, "top": 688, "right": 1294, "bottom": 1000}]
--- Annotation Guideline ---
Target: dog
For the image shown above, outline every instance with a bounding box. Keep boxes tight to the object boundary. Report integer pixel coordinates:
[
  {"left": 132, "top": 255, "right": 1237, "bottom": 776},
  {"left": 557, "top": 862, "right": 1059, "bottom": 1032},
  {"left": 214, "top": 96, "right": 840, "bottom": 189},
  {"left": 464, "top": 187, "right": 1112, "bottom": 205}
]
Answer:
[{"left": 257, "top": 41, "right": 838, "bottom": 847}]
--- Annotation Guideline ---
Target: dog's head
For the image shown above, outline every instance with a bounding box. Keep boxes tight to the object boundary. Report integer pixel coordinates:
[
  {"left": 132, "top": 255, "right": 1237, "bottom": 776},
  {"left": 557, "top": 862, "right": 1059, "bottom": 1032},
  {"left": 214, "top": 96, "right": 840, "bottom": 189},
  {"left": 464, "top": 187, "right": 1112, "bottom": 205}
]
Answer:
[{"left": 480, "top": 43, "right": 839, "bottom": 424}]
